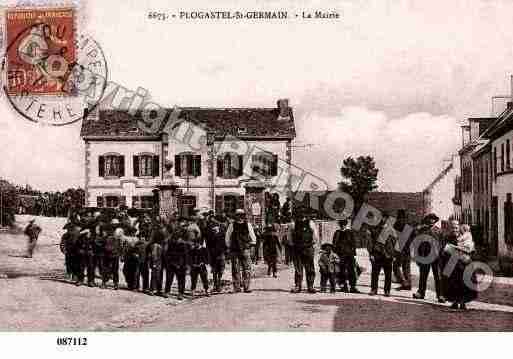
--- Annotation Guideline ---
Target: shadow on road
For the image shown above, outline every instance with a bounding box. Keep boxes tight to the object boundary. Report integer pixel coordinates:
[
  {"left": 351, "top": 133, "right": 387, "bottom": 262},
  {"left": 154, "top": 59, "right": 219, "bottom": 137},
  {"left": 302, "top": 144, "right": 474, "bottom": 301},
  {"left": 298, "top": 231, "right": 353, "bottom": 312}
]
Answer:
[{"left": 298, "top": 298, "right": 513, "bottom": 331}]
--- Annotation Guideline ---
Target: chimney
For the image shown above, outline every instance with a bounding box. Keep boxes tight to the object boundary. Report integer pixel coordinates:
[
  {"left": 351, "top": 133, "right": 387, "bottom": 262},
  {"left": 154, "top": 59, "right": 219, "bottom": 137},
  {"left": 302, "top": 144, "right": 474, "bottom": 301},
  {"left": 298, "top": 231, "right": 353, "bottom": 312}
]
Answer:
[{"left": 277, "top": 98, "right": 290, "bottom": 118}]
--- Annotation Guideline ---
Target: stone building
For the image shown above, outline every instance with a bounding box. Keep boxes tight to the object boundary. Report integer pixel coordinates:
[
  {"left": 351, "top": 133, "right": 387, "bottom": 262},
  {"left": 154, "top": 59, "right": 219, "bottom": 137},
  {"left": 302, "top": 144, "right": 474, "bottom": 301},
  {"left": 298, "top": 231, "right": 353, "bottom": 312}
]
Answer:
[{"left": 80, "top": 99, "right": 296, "bottom": 223}]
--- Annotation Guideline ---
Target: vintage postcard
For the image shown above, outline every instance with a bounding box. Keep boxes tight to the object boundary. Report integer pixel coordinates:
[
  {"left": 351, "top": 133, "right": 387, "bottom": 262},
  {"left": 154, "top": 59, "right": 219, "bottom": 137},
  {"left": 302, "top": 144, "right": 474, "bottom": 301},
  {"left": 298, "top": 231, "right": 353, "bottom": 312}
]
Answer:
[{"left": 0, "top": 0, "right": 512, "bottom": 355}]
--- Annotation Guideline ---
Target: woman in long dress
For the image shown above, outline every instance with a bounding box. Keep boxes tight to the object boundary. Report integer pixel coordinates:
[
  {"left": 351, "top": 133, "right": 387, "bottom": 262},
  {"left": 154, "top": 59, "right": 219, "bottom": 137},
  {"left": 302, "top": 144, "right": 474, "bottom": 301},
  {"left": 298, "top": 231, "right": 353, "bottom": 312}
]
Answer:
[{"left": 443, "top": 224, "right": 478, "bottom": 310}]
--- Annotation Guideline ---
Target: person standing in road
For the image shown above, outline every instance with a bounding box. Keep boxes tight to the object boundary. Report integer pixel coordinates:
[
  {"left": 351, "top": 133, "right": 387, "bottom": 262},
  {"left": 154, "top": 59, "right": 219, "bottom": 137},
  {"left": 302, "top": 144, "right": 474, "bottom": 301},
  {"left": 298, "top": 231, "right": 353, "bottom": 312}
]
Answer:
[
  {"left": 206, "top": 214, "right": 228, "bottom": 293},
  {"left": 332, "top": 219, "right": 360, "bottom": 293},
  {"left": 163, "top": 217, "right": 190, "bottom": 300},
  {"left": 101, "top": 219, "right": 122, "bottom": 290},
  {"left": 24, "top": 218, "right": 41, "bottom": 258},
  {"left": 149, "top": 226, "right": 165, "bottom": 296},
  {"left": 290, "top": 210, "right": 318, "bottom": 294},
  {"left": 393, "top": 210, "right": 413, "bottom": 291},
  {"left": 412, "top": 213, "right": 446, "bottom": 303},
  {"left": 262, "top": 224, "right": 282, "bottom": 278},
  {"left": 225, "top": 208, "right": 257, "bottom": 293},
  {"left": 318, "top": 243, "right": 339, "bottom": 293},
  {"left": 367, "top": 220, "right": 397, "bottom": 297}
]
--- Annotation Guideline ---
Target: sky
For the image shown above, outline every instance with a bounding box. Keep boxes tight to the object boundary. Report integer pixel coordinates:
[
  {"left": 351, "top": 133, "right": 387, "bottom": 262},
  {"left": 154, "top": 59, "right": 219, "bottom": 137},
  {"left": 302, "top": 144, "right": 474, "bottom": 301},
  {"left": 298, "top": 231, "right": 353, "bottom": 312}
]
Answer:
[{"left": 1, "top": 0, "right": 513, "bottom": 192}]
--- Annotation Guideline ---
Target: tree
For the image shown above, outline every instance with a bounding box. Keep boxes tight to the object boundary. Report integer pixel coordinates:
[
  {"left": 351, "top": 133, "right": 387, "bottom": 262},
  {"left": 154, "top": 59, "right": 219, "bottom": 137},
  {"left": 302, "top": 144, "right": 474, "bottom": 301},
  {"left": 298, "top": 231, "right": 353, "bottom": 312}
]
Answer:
[
  {"left": 338, "top": 155, "right": 379, "bottom": 213},
  {"left": 0, "top": 178, "right": 19, "bottom": 227}
]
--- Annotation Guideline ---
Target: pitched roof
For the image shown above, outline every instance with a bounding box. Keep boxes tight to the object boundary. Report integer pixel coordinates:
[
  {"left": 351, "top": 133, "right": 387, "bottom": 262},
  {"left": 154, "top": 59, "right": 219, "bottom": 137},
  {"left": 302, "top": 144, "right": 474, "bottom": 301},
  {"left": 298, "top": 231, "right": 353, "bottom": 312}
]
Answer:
[{"left": 80, "top": 107, "right": 296, "bottom": 140}]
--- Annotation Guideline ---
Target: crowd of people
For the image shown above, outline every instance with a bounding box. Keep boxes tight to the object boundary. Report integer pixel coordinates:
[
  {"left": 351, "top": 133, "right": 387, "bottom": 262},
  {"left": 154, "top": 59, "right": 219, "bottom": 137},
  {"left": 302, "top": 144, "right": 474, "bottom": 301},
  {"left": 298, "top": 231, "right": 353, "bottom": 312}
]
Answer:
[{"left": 23, "top": 205, "right": 479, "bottom": 310}]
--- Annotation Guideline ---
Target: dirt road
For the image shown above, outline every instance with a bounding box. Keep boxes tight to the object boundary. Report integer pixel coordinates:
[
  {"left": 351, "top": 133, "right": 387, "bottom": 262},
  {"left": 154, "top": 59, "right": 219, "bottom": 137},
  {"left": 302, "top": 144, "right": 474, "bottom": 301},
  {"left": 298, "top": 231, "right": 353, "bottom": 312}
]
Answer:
[{"left": 1, "top": 215, "right": 513, "bottom": 331}]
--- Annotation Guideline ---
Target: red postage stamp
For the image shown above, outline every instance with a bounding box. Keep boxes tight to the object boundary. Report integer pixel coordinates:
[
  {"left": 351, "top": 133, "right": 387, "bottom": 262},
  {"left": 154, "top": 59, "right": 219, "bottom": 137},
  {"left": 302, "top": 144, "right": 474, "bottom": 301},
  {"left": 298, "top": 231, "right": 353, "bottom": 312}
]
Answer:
[{"left": 5, "top": 7, "right": 76, "bottom": 95}]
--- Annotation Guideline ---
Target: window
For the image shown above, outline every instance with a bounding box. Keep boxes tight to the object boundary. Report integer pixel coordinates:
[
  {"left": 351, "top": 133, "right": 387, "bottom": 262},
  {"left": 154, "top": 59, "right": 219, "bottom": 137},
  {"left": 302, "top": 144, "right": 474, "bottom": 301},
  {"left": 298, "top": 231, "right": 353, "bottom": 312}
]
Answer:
[
  {"left": 217, "top": 152, "right": 243, "bottom": 178},
  {"left": 505, "top": 193, "right": 513, "bottom": 245},
  {"left": 252, "top": 151, "right": 278, "bottom": 177},
  {"left": 223, "top": 195, "right": 238, "bottom": 215},
  {"left": 105, "top": 196, "right": 119, "bottom": 208},
  {"left": 133, "top": 154, "right": 159, "bottom": 177},
  {"left": 141, "top": 196, "right": 154, "bottom": 209},
  {"left": 215, "top": 194, "right": 245, "bottom": 216},
  {"left": 507, "top": 140, "right": 511, "bottom": 170},
  {"left": 493, "top": 148, "right": 497, "bottom": 178},
  {"left": 175, "top": 153, "right": 201, "bottom": 177},
  {"left": 132, "top": 196, "right": 154, "bottom": 209},
  {"left": 97, "top": 196, "right": 104, "bottom": 208},
  {"left": 99, "top": 154, "right": 125, "bottom": 178},
  {"left": 501, "top": 143, "right": 505, "bottom": 172},
  {"left": 485, "top": 161, "right": 488, "bottom": 192}
]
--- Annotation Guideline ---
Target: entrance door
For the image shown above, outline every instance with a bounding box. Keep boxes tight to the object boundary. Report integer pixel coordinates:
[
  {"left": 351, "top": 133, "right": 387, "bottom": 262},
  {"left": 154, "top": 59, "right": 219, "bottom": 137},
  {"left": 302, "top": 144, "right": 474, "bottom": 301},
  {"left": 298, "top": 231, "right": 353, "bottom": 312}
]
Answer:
[
  {"left": 491, "top": 196, "right": 499, "bottom": 257},
  {"left": 179, "top": 195, "right": 196, "bottom": 218}
]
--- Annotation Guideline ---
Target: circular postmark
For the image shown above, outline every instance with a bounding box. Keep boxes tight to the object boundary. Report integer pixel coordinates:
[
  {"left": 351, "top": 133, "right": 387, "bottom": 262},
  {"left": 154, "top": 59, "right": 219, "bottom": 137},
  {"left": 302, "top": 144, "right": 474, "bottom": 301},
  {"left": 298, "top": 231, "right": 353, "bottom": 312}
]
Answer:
[{"left": 1, "top": 9, "right": 108, "bottom": 126}]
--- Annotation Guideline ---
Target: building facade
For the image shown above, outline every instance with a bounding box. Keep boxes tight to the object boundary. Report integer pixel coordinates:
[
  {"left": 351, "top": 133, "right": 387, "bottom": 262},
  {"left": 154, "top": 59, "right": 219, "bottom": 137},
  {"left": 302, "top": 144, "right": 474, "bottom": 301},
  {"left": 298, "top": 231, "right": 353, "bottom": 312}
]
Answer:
[
  {"left": 423, "top": 155, "right": 460, "bottom": 222},
  {"left": 81, "top": 99, "right": 296, "bottom": 222},
  {"left": 458, "top": 118, "right": 494, "bottom": 225},
  {"left": 481, "top": 107, "right": 513, "bottom": 268}
]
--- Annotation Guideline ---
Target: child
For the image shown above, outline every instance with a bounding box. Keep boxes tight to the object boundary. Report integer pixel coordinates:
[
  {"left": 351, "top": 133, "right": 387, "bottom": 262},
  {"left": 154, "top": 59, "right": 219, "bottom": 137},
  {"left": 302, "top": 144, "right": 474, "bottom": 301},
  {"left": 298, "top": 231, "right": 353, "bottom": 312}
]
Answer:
[
  {"left": 457, "top": 224, "right": 475, "bottom": 254},
  {"left": 318, "top": 243, "right": 340, "bottom": 293},
  {"left": 262, "top": 224, "right": 282, "bottom": 278}
]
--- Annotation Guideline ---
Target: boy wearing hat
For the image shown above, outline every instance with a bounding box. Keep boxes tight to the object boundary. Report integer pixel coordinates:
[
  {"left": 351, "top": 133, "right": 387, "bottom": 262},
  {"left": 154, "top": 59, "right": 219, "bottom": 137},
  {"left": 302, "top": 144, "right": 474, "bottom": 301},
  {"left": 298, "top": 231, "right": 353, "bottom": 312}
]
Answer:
[{"left": 318, "top": 243, "right": 339, "bottom": 293}]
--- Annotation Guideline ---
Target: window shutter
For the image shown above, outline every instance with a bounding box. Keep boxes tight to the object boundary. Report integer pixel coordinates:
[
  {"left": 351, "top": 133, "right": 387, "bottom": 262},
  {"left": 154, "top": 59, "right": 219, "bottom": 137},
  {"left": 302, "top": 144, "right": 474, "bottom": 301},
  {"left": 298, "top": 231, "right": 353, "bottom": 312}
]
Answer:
[
  {"left": 186, "top": 154, "right": 193, "bottom": 176},
  {"left": 133, "top": 155, "right": 139, "bottom": 177},
  {"left": 252, "top": 154, "right": 258, "bottom": 175},
  {"left": 152, "top": 155, "right": 160, "bottom": 177},
  {"left": 97, "top": 196, "right": 103, "bottom": 208},
  {"left": 217, "top": 157, "right": 224, "bottom": 178},
  {"left": 175, "top": 155, "right": 181, "bottom": 176},
  {"left": 98, "top": 156, "right": 105, "bottom": 177},
  {"left": 120, "top": 196, "right": 126, "bottom": 207},
  {"left": 118, "top": 156, "right": 125, "bottom": 177},
  {"left": 215, "top": 195, "right": 223, "bottom": 214},
  {"left": 271, "top": 154, "right": 278, "bottom": 176},
  {"left": 194, "top": 155, "right": 202, "bottom": 176},
  {"left": 237, "top": 195, "right": 245, "bottom": 212},
  {"left": 237, "top": 155, "right": 244, "bottom": 177}
]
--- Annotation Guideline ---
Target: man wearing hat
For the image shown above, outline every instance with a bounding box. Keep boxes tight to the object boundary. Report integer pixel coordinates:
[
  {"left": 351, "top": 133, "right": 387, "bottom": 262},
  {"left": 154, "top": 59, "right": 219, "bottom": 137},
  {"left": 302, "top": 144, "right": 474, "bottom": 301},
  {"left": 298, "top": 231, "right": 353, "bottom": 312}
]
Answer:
[
  {"left": 332, "top": 219, "right": 360, "bottom": 293},
  {"left": 291, "top": 210, "right": 319, "bottom": 294},
  {"left": 225, "top": 208, "right": 257, "bottom": 293},
  {"left": 412, "top": 213, "right": 446, "bottom": 303}
]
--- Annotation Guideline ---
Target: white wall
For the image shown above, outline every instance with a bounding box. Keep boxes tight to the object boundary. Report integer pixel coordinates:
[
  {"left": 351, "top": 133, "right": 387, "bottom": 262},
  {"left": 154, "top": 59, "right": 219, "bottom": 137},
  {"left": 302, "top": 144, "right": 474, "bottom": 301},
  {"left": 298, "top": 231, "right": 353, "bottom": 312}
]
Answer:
[
  {"left": 492, "top": 132, "right": 513, "bottom": 261},
  {"left": 87, "top": 140, "right": 162, "bottom": 207}
]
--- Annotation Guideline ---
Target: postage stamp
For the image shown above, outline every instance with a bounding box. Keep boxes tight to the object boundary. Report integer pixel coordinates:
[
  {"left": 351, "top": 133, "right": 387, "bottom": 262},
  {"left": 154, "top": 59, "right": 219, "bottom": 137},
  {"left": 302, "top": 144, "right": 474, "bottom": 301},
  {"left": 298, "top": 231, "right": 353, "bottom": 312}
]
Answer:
[
  {"left": 0, "top": 3, "right": 108, "bottom": 126},
  {"left": 5, "top": 7, "right": 76, "bottom": 96}
]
